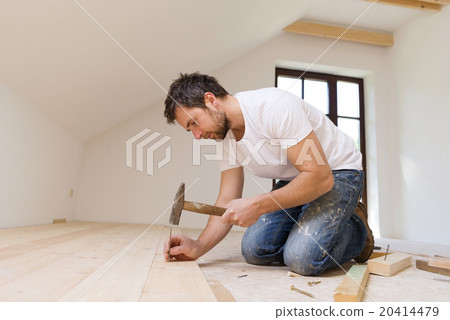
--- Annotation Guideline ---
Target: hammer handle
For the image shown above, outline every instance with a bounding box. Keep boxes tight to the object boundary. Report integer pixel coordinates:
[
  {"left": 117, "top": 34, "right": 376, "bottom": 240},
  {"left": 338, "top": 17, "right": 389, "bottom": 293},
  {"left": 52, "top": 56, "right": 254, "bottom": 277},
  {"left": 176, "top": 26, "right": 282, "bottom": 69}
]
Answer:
[{"left": 183, "top": 201, "right": 226, "bottom": 217}]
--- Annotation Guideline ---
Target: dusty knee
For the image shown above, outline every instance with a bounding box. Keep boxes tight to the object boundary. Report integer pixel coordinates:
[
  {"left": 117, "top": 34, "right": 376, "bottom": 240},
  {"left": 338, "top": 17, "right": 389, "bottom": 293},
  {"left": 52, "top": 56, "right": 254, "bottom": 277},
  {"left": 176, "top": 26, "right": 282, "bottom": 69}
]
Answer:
[
  {"left": 241, "top": 233, "right": 283, "bottom": 266},
  {"left": 283, "top": 242, "right": 329, "bottom": 276}
]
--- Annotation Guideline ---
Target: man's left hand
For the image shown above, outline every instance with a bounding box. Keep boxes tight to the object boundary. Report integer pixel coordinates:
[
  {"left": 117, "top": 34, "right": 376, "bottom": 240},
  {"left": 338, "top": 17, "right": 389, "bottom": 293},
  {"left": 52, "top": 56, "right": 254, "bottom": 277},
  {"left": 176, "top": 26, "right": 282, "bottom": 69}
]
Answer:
[{"left": 221, "top": 197, "right": 262, "bottom": 227}]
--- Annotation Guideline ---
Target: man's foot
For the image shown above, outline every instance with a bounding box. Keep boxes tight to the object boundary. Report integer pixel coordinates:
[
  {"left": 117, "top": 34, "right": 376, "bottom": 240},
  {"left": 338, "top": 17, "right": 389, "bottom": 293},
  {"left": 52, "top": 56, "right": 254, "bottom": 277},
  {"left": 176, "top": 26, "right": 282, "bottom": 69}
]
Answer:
[{"left": 353, "top": 202, "right": 374, "bottom": 263}]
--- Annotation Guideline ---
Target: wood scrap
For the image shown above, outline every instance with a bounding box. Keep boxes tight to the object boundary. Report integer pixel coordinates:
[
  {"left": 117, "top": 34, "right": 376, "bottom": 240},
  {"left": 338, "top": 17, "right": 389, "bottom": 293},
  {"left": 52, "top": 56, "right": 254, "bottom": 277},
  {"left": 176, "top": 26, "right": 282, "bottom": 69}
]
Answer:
[
  {"left": 333, "top": 265, "right": 369, "bottom": 302},
  {"left": 416, "top": 259, "right": 450, "bottom": 277},
  {"left": 428, "top": 258, "right": 450, "bottom": 270},
  {"left": 368, "top": 252, "right": 412, "bottom": 276}
]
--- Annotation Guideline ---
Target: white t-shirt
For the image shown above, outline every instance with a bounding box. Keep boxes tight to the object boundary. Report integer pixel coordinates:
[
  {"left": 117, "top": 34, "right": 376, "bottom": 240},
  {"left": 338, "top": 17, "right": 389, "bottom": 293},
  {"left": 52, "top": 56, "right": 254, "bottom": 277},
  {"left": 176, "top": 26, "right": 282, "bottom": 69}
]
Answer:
[{"left": 218, "top": 87, "right": 362, "bottom": 180}]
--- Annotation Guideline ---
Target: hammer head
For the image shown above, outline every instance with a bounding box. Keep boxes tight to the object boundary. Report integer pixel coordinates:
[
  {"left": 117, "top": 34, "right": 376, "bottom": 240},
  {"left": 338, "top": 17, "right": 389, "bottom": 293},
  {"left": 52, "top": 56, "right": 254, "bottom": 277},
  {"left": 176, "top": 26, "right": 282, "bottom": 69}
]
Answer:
[{"left": 169, "top": 182, "right": 185, "bottom": 225}]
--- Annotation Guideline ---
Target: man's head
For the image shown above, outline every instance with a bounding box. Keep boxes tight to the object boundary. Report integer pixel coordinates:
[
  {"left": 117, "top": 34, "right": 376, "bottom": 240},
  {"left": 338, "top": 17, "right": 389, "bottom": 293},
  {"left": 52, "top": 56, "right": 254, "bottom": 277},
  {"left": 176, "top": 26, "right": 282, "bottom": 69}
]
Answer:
[{"left": 164, "top": 72, "right": 231, "bottom": 140}]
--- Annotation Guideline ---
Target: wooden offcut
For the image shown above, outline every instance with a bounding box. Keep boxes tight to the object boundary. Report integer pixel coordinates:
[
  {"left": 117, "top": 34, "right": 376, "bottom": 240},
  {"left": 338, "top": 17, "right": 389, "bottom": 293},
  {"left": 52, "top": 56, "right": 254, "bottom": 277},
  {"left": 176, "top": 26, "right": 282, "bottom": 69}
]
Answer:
[
  {"left": 363, "top": 0, "right": 442, "bottom": 11},
  {"left": 428, "top": 258, "right": 450, "bottom": 270},
  {"left": 53, "top": 219, "right": 67, "bottom": 224},
  {"left": 416, "top": 259, "right": 450, "bottom": 277},
  {"left": 283, "top": 20, "right": 393, "bottom": 47},
  {"left": 368, "top": 252, "right": 412, "bottom": 276},
  {"left": 333, "top": 265, "right": 369, "bottom": 302}
]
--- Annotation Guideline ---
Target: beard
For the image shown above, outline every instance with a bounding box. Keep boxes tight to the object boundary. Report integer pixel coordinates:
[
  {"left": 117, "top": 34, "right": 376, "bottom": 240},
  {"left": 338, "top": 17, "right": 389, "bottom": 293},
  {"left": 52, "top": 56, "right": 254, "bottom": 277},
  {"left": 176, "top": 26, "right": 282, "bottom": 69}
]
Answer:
[{"left": 207, "top": 109, "right": 230, "bottom": 140}]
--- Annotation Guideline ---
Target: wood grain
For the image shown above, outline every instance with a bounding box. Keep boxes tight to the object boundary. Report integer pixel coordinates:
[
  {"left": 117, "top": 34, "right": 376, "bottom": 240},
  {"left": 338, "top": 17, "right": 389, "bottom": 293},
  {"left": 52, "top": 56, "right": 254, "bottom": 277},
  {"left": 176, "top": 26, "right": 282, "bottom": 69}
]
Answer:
[
  {"left": 333, "top": 265, "right": 369, "bottom": 302},
  {"left": 140, "top": 227, "right": 217, "bottom": 301},
  {"left": 283, "top": 20, "right": 393, "bottom": 47},
  {"left": 368, "top": 252, "right": 412, "bottom": 276}
]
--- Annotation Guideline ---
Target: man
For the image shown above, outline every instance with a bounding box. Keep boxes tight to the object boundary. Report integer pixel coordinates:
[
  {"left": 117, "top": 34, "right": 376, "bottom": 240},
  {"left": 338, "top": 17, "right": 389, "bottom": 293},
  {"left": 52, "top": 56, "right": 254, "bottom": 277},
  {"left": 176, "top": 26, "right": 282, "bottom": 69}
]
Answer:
[{"left": 163, "top": 72, "right": 373, "bottom": 275}]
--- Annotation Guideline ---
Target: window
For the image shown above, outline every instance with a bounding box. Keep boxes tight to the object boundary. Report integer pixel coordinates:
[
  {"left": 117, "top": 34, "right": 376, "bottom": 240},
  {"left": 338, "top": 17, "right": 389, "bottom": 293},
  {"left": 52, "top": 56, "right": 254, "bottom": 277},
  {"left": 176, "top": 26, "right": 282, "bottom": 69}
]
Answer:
[{"left": 275, "top": 68, "right": 367, "bottom": 205}]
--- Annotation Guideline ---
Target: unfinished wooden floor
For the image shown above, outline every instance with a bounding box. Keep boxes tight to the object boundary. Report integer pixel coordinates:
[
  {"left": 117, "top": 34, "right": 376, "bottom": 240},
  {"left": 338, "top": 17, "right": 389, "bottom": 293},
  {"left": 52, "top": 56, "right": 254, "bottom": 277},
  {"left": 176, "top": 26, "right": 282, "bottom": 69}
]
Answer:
[{"left": 0, "top": 222, "right": 448, "bottom": 302}]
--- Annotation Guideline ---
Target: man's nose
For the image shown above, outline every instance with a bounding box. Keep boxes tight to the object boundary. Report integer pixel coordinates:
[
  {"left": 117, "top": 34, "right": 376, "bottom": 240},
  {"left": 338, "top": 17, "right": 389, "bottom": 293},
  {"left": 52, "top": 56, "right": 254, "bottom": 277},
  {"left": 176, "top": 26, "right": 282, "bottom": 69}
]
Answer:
[{"left": 192, "top": 128, "right": 203, "bottom": 139}]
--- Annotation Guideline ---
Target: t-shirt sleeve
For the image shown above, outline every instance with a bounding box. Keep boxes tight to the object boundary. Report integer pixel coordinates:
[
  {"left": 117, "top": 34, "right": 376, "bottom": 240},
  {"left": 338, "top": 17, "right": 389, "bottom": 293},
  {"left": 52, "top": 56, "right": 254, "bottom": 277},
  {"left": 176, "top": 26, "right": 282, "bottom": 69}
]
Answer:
[{"left": 263, "top": 92, "right": 313, "bottom": 149}]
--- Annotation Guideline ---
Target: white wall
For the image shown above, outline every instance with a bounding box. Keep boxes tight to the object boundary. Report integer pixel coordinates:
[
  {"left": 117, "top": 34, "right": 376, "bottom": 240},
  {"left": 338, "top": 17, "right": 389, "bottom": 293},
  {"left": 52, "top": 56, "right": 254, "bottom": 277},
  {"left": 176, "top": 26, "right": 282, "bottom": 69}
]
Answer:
[
  {"left": 0, "top": 82, "right": 83, "bottom": 228},
  {"left": 387, "top": 7, "right": 450, "bottom": 244},
  {"left": 75, "top": 105, "right": 226, "bottom": 228}
]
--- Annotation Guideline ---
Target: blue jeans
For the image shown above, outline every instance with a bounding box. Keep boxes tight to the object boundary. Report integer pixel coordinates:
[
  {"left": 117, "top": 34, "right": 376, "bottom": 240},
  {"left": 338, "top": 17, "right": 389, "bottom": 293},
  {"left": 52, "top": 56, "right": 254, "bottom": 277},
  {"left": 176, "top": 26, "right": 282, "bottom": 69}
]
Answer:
[{"left": 241, "top": 170, "right": 366, "bottom": 276}]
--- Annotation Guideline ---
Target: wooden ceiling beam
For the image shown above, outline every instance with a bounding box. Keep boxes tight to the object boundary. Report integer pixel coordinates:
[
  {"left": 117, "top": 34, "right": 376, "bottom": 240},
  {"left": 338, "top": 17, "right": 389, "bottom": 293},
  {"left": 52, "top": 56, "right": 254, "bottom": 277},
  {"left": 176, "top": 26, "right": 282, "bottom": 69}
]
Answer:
[
  {"left": 416, "top": 0, "right": 449, "bottom": 5},
  {"left": 363, "top": 0, "right": 442, "bottom": 11},
  {"left": 283, "top": 20, "right": 394, "bottom": 47}
]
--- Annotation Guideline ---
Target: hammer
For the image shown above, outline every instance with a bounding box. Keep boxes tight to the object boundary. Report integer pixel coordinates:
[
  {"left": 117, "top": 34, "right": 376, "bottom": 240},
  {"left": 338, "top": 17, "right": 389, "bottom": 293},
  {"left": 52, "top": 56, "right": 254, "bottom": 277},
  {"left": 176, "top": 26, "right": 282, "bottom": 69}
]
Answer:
[{"left": 169, "top": 182, "right": 226, "bottom": 225}]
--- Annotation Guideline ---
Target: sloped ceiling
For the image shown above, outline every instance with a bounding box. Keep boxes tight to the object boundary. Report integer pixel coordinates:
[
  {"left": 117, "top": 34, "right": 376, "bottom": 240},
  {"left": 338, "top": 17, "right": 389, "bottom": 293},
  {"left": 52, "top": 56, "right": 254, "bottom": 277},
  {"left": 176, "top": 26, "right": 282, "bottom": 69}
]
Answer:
[{"left": 0, "top": 0, "right": 423, "bottom": 141}]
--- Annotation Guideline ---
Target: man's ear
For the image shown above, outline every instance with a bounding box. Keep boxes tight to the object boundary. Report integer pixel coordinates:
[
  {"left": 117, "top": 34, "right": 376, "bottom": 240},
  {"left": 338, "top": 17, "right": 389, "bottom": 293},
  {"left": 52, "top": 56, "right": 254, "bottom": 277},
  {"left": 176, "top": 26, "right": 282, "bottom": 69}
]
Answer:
[{"left": 204, "top": 92, "right": 218, "bottom": 109}]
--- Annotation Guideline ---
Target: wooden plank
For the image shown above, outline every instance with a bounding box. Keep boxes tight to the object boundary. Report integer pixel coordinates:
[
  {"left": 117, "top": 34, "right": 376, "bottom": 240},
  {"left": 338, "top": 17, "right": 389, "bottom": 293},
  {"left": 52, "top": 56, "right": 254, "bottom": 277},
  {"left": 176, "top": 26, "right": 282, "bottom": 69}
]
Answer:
[
  {"left": 0, "top": 223, "right": 148, "bottom": 301},
  {"left": 208, "top": 280, "right": 236, "bottom": 302},
  {"left": 140, "top": 227, "right": 217, "bottom": 302},
  {"left": 53, "top": 219, "right": 67, "bottom": 224},
  {"left": 0, "top": 222, "right": 98, "bottom": 249},
  {"left": 428, "top": 258, "right": 450, "bottom": 270},
  {"left": 416, "top": 259, "right": 450, "bottom": 276},
  {"left": 333, "top": 265, "right": 369, "bottom": 302},
  {"left": 368, "top": 252, "right": 412, "bottom": 276},
  {"left": 283, "top": 21, "right": 393, "bottom": 47},
  {"left": 0, "top": 223, "right": 132, "bottom": 287},
  {"left": 363, "top": 0, "right": 441, "bottom": 11},
  {"left": 0, "top": 223, "right": 118, "bottom": 260},
  {"left": 69, "top": 225, "right": 164, "bottom": 301}
]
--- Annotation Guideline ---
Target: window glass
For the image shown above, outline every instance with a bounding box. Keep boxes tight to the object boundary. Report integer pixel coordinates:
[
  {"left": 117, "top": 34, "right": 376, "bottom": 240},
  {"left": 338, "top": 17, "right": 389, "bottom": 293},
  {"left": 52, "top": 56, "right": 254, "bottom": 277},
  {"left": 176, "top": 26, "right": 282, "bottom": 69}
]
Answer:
[
  {"left": 304, "top": 79, "right": 329, "bottom": 114},
  {"left": 337, "top": 81, "right": 360, "bottom": 117},
  {"left": 276, "top": 76, "right": 302, "bottom": 98},
  {"left": 338, "top": 117, "right": 360, "bottom": 150}
]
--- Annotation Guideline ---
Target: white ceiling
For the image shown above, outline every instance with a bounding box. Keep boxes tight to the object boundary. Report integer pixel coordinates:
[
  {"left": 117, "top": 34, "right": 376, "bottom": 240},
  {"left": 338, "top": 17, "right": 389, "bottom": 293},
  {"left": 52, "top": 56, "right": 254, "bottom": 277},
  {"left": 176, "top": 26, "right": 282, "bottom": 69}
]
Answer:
[{"left": 0, "top": 0, "right": 425, "bottom": 141}]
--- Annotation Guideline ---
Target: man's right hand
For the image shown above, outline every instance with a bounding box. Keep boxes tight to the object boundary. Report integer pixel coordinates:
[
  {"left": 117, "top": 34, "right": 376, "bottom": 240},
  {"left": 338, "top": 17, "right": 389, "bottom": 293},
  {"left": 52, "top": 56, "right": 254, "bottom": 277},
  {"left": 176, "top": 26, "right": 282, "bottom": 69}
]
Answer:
[{"left": 164, "top": 233, "right": 203, "bottom": 262}]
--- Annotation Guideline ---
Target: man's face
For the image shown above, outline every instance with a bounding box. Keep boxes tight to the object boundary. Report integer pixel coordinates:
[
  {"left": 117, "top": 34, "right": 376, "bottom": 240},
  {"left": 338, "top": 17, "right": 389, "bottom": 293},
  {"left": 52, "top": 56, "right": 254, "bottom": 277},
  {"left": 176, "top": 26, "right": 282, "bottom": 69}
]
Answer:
[{"left": 175, "top": 106, "right": 230, "bottom": 140}]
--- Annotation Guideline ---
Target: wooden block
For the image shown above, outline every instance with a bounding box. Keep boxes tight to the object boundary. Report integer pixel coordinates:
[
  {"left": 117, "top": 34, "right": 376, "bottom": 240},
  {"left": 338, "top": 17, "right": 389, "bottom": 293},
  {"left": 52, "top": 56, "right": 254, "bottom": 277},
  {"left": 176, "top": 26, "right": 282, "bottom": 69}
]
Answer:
[
  {"left": 53, "top": 219, "right": 67, "bottom": 224},
  {"left": 428, "top": 258, "right": 450, "bottom": 270},
  {"left": 368, "top": 252, "right": 412, "bottom": 276},
  {"left": 333, "top": 265, "right": 369, "bottom": 302},
  {"left": 416, "top": 260, "right": 450, "bottom": 277}
]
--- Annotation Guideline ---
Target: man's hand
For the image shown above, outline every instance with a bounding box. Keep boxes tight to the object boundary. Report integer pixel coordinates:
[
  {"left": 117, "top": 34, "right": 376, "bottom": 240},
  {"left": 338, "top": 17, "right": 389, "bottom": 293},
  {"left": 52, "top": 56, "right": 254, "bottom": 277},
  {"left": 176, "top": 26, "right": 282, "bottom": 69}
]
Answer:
[
  {"left": 164, "top": 234, "right": 203, "bottom": 262},
  {"left": 221, "top": 197, "right": 262, "bottom": 228}
]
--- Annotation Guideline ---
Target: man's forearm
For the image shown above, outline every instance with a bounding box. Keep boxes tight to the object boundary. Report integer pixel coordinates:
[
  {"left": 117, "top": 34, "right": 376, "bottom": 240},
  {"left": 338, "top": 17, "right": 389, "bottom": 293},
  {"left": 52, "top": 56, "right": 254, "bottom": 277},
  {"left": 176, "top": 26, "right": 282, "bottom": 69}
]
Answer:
[
  {"left": 255, "top": 171, "right": 334, "bottom": 215},
  {"left": 197, "top": 215, "right": 232, "bottom": 257}
]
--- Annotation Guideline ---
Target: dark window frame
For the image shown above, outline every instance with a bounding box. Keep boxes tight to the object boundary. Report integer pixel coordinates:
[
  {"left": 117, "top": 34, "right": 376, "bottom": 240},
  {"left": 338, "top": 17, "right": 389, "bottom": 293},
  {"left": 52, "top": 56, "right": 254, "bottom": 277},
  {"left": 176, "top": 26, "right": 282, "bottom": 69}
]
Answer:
[{"left": 275, "top": 67, "right": 367, "bottom": 205}]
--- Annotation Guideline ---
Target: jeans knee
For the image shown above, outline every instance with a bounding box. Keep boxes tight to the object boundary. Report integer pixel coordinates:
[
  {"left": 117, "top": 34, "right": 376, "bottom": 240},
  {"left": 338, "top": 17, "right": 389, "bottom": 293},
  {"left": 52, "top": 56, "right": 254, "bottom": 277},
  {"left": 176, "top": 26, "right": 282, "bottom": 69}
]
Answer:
[
  {"left": 241, "top": 233, "right": 283, "bottom": 266},
  {"left": 241, "top": 236, "right": 265, "bottom": 265},
  {"left": 283, "top": 245, "right": 329, "bottom": 276}
]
